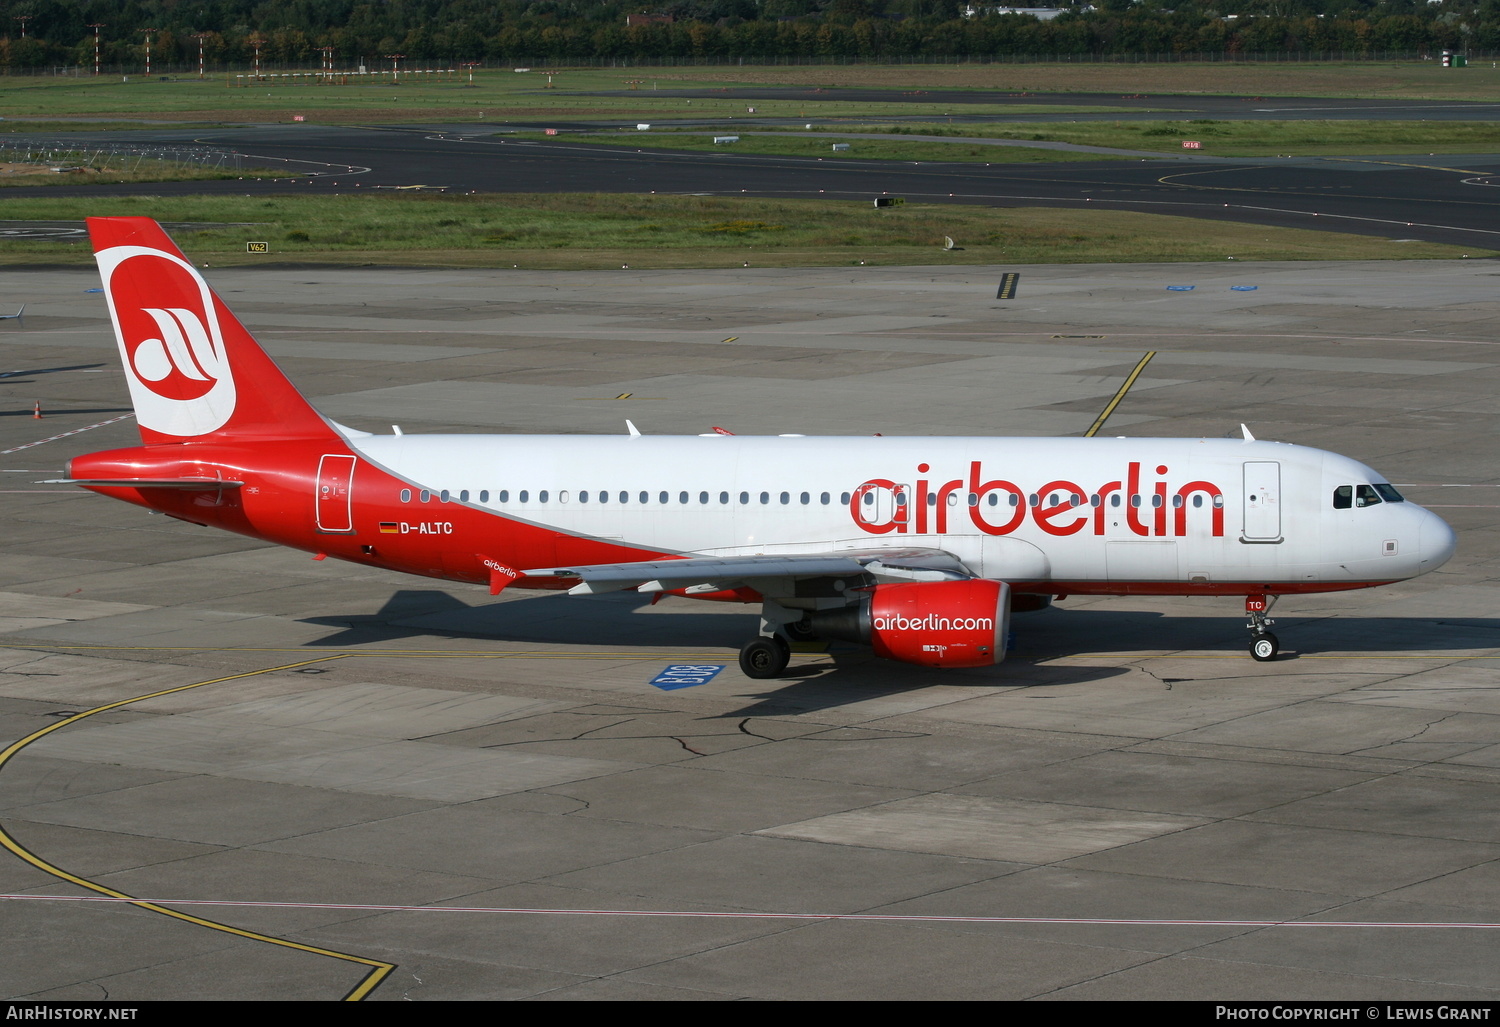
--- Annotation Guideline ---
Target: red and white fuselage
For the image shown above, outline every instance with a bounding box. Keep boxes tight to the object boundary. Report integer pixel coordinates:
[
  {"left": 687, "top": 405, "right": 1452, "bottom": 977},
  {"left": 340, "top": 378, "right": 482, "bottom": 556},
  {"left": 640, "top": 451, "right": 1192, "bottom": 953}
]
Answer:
[{"left": 63, "top": 217, "right": 1457, "bottom": 675}]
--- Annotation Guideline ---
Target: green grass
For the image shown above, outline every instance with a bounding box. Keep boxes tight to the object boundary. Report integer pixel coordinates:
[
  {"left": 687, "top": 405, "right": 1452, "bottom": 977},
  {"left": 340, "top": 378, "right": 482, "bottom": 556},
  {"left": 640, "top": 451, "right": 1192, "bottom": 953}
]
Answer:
[
  {"left": 862, "top": 119, "right": 1500, "bottom": 156},
  {"left": 562, "top": 119, "right": 1500, "bottom": 160},
  {"left": 0, "top": 72, "right": 1162, "bottom": 125},
  {"left": 4, "top": 63, "right": 1498, "bottom": 128},
  {"left": 0, "top": 120, "right": 227, "bottom": 133},
  {"left": 518, "top": 130, "right": 1123, "bottom": 163},
  {"left": 0, "top": 193, "right": 1482, "bottom": 268},
  {"left": 0, "top": 162, "right": 288, "bottom": 188},
  {"left": 644, "top": 61, "right": 1500, "bottom": 103}
]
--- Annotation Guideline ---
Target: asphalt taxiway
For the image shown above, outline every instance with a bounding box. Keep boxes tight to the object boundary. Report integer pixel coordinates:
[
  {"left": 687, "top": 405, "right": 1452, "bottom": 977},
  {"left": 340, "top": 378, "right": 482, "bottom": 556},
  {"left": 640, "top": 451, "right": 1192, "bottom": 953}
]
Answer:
[
  {"left": 5, "top": 106, "right": 1500, "bottom": 248},
  {"left": 0, "top": 259, "right": 1497, "bottom": 1000}
]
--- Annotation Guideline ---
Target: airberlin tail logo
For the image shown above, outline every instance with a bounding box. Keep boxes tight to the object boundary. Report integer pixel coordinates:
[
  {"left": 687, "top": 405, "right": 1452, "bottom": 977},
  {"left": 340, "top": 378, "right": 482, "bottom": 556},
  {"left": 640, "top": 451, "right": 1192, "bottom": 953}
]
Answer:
[
  {"left": 96, "top": 245, "right": 237, "bottom": 438},
  {"left": 131, "top": 307, "right": 222, "bottom": 400}
]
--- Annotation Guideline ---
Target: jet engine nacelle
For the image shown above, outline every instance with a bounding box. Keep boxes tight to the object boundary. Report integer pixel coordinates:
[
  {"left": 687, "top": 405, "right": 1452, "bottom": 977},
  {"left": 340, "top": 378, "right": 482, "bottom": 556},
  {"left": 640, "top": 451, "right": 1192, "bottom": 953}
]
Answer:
[{"left": 809, "top": 579, "right": 1012, "bottom": 668}]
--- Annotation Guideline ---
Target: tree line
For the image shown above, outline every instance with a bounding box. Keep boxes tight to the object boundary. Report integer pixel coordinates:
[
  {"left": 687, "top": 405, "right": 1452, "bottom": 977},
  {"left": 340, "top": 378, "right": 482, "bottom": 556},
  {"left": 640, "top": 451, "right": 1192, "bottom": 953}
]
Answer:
[{"left": 0, "top": 0, "right": 1488, "bottom": 68}]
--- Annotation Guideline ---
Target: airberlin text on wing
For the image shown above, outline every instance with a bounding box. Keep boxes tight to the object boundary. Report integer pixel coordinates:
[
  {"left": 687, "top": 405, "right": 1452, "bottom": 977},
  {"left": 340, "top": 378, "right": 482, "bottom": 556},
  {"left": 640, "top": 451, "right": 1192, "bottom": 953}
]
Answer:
[{"left": 851, "top": 461, "right": 1225, "bottom": 538}]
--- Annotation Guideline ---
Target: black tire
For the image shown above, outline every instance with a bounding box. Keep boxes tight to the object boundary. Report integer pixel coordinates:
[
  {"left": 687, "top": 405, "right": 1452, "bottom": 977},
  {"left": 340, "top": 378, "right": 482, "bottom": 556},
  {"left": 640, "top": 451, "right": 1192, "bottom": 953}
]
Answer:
[
  {"left": 1249, "top": 631, "right": 1279, "bottom": 662},
  {"left": 739, "top": 636, "right": 790, "bottom": 679}
]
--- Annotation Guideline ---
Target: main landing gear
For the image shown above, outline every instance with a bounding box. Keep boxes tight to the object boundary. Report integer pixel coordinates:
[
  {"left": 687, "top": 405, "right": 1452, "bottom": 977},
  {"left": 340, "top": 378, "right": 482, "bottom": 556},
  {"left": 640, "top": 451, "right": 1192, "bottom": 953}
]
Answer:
[
  {"left": 738, "top": 602, "right": 811, "bottom": 679},
  {"left": 739, "top": 634, "right": 790, "bottom": 679},
  {"left": 1246, "top": 594, "right": 1279, "bottom": 661}
]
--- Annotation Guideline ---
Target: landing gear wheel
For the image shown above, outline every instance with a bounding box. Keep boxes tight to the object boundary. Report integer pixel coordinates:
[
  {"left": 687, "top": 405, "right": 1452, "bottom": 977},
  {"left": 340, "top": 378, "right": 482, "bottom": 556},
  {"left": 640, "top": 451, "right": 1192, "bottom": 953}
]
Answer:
[
  {"left": 784, "top": 617, "right": 818, "bottom": 643},
  {"left": 1249, "top": 632, "right": 1280, "bottom": 662},
  {"left": 740, "top": 635, "right": 791, "bottom": 679}
]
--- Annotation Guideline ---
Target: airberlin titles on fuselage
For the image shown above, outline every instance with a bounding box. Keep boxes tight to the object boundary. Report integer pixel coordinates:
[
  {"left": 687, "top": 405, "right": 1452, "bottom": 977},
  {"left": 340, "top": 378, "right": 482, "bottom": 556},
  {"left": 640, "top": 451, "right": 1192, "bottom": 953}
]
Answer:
[{"left": 851, "top": 460, "right": 1225, "bottom": 538}]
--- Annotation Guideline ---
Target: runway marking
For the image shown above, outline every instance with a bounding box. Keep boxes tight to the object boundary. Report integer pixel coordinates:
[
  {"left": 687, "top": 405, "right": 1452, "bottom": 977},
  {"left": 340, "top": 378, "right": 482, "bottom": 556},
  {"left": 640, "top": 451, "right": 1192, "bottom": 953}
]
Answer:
[
  {"left": 1229, "top": 202, "right": 1500, "bottom": 238},
  {"left": 0, "top": 414, "right": 134, "bottom": 455},
  {"left": 1084, "top": 351, "right": 1156, "bottom": 437},
  {"left": 3, "top": 893, "right": 1498, "bottom": 931},
  {"left": 1, "top": 643, "right": 744, "bottom": 659},
  {"left": 1329, "top": 157, "right": 1491, "bottom": 175},
  {"left": 7, "top": 642, "right": 1486, "bottom": 666},
  {"left": 0, "top": 654, "right": 396, "bottom": 1002},
  {"left": 1253, "top": 104, "right": 1500, "bottom": 113},
  {"left": 1049, "top": 654, "right": 1500, "bottom": 660},
  {"left": 771, "top": 182, "right": 1495, "bottom": 243},
  {"left": 221, "top": 151, "right": 371, "bottom": 177}
]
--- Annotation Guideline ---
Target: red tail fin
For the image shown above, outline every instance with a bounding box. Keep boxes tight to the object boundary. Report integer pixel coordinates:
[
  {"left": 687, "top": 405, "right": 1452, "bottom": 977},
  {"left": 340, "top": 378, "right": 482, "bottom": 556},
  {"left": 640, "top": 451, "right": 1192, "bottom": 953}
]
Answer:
[{"left": 88, "top": 217, "right": 336, "bottom": 446}]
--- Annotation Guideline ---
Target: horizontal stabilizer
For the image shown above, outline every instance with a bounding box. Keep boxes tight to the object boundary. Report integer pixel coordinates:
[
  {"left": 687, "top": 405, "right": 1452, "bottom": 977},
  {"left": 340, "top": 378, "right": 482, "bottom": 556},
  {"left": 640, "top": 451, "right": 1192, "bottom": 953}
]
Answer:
[{"left": 42, "top": 478, "right": 244, "bottom": 489}]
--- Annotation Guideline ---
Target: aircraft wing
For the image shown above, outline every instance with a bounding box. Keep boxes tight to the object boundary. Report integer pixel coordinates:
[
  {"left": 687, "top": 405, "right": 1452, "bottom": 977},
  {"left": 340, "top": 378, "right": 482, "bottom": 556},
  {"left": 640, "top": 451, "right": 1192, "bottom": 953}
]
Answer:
[{"left": 532, "top": 548, "right": 974, "bottom": 597}]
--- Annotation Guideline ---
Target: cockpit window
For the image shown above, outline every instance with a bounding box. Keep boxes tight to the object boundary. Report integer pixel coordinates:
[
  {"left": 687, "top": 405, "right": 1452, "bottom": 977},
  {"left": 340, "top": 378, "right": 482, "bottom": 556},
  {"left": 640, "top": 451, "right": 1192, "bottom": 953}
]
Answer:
[
  {"left": 1333, "top": 485, "right": 1352, "bottom": 510},
  {"left": 1373, "top": 483, "right": 1405, "bottom": 503},
  {"left": 1355, "top": 484, "right": 1382, "bottom": 508}
]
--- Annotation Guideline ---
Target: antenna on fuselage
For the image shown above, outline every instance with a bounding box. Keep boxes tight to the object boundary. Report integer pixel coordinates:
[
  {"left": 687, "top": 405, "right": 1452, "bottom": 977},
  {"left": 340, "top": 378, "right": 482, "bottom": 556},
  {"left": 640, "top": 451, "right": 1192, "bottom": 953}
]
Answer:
[
  {"left": 626, "top": 420, "right": 641, "bottom": 437},
  {"left": 1241, "top": 424, "right": 1256, "bottom": 442}
]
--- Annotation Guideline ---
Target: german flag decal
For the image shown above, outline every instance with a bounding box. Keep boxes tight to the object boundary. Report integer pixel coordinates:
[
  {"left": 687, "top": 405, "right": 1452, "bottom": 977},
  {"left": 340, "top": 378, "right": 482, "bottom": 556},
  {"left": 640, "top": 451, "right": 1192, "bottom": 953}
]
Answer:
[{"left": 379, "top": 522, "right": 400, "bottom": 533}]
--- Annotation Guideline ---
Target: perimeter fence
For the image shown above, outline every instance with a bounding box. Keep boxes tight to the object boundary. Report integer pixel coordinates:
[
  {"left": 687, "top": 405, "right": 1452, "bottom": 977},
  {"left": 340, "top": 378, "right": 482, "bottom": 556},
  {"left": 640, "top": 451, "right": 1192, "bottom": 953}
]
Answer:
[
  {"left": 8, "top": 50, "right": 1500, "bottom": 76},
  {"left": 0, "top": 139, "right": 248, "bottom": 175}
]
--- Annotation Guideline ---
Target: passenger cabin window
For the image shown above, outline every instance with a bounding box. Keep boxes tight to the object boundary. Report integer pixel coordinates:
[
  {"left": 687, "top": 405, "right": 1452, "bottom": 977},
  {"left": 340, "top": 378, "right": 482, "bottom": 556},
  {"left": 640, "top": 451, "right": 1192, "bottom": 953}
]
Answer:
[{"left": 400, "top": 489, "right": 411, "bottom": 503}]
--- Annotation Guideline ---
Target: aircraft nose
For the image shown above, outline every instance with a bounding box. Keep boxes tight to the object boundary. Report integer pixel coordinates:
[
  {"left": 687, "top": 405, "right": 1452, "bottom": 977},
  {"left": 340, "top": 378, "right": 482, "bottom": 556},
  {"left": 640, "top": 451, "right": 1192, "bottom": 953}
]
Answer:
[{"left": 1418, "top": 510, "right": 1457, "bottom": 573}]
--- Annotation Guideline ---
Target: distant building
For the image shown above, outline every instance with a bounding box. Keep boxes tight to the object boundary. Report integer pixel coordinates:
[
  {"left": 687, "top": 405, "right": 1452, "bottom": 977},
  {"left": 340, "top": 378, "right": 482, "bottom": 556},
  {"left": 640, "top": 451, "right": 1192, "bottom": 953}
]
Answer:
[
  {"left": 625, "top": 13, "right": 674, "bottom": 25},
  {"left": 961, "top": 5, "right": 1066, "bottom": 18}
]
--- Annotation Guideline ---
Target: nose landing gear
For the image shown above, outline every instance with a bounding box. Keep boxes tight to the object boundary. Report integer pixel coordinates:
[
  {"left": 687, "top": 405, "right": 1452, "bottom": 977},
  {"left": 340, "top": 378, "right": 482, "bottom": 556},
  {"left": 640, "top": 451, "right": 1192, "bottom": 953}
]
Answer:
[{"left": 1246, "top": 594, "right": 1279, "bottom": 661}]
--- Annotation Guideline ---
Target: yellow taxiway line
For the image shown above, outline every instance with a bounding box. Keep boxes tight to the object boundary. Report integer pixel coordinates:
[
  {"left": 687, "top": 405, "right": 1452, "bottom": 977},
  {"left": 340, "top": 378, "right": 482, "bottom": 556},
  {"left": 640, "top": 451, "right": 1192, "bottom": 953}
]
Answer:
[{"left": 0, "top": 654, "right": 397, "bottom": 1002}]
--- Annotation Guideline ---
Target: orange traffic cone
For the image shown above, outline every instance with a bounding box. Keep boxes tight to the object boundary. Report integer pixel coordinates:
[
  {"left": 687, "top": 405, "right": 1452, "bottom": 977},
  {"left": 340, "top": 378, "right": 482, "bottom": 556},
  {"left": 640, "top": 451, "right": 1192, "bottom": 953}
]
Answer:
[{"left": 32, "top": 401, "right": 41, "bottom": 420}]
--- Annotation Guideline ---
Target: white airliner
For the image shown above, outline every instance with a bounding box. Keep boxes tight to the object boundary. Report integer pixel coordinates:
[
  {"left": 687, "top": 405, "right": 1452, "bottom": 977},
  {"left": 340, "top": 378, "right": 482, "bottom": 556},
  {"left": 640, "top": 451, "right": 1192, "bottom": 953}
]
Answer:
[{"left": 58, "top": 217, "right": 1457, "bottom": 677}]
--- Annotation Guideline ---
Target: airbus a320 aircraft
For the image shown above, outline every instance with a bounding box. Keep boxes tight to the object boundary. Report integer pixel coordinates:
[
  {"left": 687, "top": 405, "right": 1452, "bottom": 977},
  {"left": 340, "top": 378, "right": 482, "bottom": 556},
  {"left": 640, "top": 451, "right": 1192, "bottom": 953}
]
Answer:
[{"left": 57, "top": 217, "right": 1457, "bottom": 678}]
